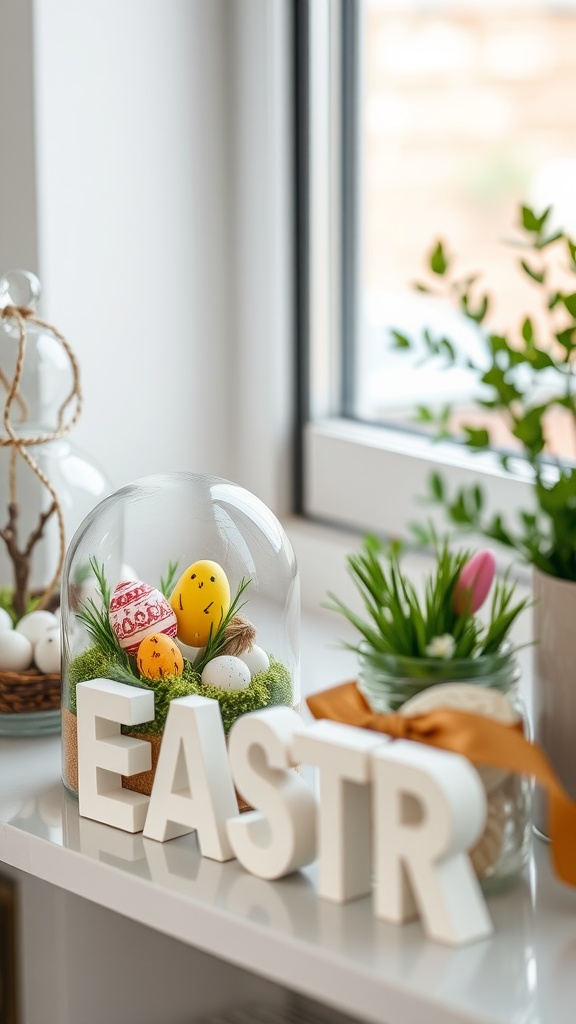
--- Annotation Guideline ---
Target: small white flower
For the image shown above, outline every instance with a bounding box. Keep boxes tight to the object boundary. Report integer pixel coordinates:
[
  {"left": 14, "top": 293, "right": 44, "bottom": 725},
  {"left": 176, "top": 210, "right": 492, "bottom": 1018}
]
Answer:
[{"left": 424, "top": 634, "right": 456, "bottom": 659}]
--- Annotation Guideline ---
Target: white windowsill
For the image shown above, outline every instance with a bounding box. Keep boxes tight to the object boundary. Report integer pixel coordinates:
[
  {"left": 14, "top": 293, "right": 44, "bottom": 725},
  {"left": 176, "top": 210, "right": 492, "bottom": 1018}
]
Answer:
[{"left": 304, "top": 418, "right": 537, "bottom": 545}]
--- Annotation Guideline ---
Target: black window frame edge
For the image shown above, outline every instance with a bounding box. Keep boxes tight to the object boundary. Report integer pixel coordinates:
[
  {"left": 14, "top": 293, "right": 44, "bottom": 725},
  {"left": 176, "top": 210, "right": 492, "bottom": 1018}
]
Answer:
[
  {"left": 294, "top": 0, "right": 362, "bottom": 517},
  {"left": 341, "top": 0, "right": 361, "bottom": 420},
  {"left": 294, "top": 0, "right": 310, "bottom": 516}
]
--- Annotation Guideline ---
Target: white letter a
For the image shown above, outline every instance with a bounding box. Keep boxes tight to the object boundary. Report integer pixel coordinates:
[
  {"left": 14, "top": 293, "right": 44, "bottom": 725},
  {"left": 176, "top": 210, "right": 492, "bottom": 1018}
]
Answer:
[{"left": 143, "top": 695, "right": 239, "bottom": 861}]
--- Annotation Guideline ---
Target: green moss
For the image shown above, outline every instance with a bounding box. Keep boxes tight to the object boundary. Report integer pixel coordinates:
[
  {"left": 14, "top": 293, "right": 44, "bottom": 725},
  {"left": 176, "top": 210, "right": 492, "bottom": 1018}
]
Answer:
[
  {"left": 66, "top": 646, "right": 293, "bottom": 737},
  {"left": 127, "top": 659, "right": 291, "bottom": 736},
  {"left": 198, "top": 673, "right": 271, "bottom": 733},
  {"left": 128, "top": 674, "right": 198, "bottom": 736},
  {"left": 262, "top": 657, "right": 293, "bottom": 707},
  {"left": 66, "top": 646, "right": 116, "bottom": 714},
  {"left": 181, "top": 661, "right": 201, "bottom": 685}
]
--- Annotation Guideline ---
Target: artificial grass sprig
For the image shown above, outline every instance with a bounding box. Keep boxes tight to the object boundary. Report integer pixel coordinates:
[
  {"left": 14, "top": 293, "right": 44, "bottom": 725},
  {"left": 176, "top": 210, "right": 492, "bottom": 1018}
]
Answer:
[
  {"left": 326, "top": 536, "right": 529, "bottom": 661},
  {"left": 195, "top": 577, "right": 251, "bottom": 674},
  {"left": 160, "top": 560, "right": 180, "bottom": 599},
  {"left": 76, "top": 557, "right": 137, "bottom": 674}
]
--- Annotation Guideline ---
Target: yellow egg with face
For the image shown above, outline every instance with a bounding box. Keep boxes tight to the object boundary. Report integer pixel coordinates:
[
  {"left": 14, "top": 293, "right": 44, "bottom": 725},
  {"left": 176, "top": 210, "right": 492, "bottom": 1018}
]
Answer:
[
  {"left": 169, "top": 559, "right": 231, "bottom": 647},
  {"left": 137, "top": 633, "right": 184, "bottom": 680}
]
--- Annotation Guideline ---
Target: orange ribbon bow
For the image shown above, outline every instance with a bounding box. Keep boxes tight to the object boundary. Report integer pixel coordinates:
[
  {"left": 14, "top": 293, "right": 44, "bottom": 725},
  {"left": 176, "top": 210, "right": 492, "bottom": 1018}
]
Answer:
[{"left": 307, "top": 680, "right": 576, "bottom": 888}]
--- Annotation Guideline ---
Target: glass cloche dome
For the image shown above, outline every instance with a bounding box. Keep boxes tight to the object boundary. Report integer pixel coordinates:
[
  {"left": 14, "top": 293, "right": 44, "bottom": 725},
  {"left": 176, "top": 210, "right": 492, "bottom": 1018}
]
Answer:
[{"left": 60, "top": 472, "right": 300, "bottom": 798}]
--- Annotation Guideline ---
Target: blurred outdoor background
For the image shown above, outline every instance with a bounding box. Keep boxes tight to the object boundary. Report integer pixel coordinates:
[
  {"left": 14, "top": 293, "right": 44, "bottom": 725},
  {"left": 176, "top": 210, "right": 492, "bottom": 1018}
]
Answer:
[{"left": 357, "top": 1, "right": 576, "bottom": 459}]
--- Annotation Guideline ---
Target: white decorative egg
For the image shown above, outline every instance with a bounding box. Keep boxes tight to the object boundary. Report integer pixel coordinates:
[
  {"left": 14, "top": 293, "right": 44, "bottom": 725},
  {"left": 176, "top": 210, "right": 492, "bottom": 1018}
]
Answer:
[
  {"left": 0, "top": 608, "right": 13, "bottom": 633},
  {"left": 202, "top": 655, "right": 251, "bottom": 691},
  {"left": 16, "top": 610, "right": 58, "bottom": 645},
  {"left": 34, "top": 627, "right": 61, "bottom": 674},
  {"left": 0, "top": 631, "right": 33, "bottom": 671},
  {"left": 239, "top": 644, "right": 269, "bottom": 677},
  {"left": 109, "top": 580, "right": 177, "bottom": 656},
  {"left": 174, "top": 638, "right": 205, "bottom": 666}
]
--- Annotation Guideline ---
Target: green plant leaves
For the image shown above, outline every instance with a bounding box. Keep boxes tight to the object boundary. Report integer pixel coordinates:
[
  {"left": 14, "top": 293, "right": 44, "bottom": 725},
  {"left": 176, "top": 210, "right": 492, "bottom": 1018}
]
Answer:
[
  {"left": 512, "top": 405, "right": 547, "bottom": 455},
  {"left": 521, "top": 205, "right": 549, "bottom": 233},
  {"left": 386, "top": 202, "right": 576, "bottom": 581},
  {"left": 430, "top": 241, "right": 448, "bottom": 275},
  {"left": 563, "top": 293, "right": 576, "bottom": 317},
  {"left": 430, "top": 472, "right": 445, "bottom": 501},
  {"left": 325, "top": 536, "right": 527, "bottom": 660},
  {"left": 460, "top": 292, "right": 489, "bottom": 323},
  {"left": 390, "top": 329, "right": 411, "bottom": 349},
  {"left": 464, "top": 427, "right": 490, "bottom": 450},
  {"left": 520, "top": 259, "right": 545, "bottom": 284},
  {"left": 481, "top": 366, "right": 523, "bottom": 405}
]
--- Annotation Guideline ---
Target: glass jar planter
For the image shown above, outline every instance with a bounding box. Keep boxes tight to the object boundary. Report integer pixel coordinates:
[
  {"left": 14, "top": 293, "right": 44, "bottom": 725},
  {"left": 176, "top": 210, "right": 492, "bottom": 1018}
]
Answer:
[
  {"left": 358, "top": 645, "right": 531, "bottom": 892},
  {"left": 358, "top": 646, "right": 521, "bottom": 712},
  {"left": 60, "top": 472, "right": 300, "bottom": 808}
]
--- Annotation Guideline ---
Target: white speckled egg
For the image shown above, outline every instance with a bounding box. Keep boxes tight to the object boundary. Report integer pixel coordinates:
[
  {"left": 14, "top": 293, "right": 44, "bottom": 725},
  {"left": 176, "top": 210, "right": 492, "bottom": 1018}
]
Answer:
[
  {"left": 0, "top": 608, "right": 13, "bottom": 633},
  {"left": 34, "top": 627, "right": 61, "bottom": 674},
  {"left": 202, "top": 655, "right": 251, "bottom": 691},
  {"left": 109, "top": 580, "right": 177, "bottom": 655},
  {"left": 239, "top": 644, "right": 269, "bottom": 677},
  {"left": 16, "top": 610, "right": 58, "bottom": 645},
  {"left": 0, "top": 631, "right": 33, "bottom": 671}
]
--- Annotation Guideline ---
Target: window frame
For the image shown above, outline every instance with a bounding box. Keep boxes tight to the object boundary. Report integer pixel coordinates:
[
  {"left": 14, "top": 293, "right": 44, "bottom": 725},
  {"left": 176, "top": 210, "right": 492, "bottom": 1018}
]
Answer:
[{"left": 298, "top": 0, "right": 540, "bottom": 549}]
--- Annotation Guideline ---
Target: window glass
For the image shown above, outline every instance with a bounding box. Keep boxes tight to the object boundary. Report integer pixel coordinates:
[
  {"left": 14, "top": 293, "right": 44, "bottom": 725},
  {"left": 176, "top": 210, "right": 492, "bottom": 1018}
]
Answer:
[{"left": 353, "top": 0, "right": 576, "bottom": 462}]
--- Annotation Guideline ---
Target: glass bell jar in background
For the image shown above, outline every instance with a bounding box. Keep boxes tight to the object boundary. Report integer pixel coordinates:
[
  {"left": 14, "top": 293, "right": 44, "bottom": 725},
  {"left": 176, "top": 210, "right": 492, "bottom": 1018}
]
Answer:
[
  {"left": 0, "top": 270, "right": 109, "bottom": 736},
  {"left": 60, "top": 472, "right": 300, "bottom": 802}
]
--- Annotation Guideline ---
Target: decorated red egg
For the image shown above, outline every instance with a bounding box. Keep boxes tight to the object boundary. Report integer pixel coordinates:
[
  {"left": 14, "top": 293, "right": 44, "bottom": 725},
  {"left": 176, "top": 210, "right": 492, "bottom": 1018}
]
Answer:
[{"left": 109, "top": 580, "right": 177, "bottom": 656}]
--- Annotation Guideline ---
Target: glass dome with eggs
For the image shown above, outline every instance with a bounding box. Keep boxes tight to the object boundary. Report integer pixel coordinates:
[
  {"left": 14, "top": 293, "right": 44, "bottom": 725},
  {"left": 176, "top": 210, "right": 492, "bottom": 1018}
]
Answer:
[{"left": 60, "top": 472, "right": 300, "bottom": 802}]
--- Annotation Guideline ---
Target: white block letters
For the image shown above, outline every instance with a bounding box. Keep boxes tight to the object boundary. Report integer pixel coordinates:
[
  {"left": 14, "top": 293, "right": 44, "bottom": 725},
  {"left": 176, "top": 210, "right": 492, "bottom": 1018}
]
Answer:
[
  {"left": 76, "top": 678, "right": 154, "bottom": 833},
  {"left": 226, "top": 707, "right": 318, "bottom": 879},
  {"left": 75, "top": 679, "right": 494, "bottom": 946},
  {"left": 372, "top": 740, "right": 492, "bottom": 945},
  {"left": 293, "top": 719, "right": 386, "bottom": 902},
  {"left": 143, "top": 695, "right": 238, "bottom": 860}
]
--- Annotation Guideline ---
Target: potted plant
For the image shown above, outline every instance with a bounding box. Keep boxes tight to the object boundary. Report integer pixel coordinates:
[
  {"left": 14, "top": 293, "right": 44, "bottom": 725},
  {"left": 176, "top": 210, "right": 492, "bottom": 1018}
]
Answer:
[
  {"left": 389, "top": 204, "right": 576, "bottom": 832},
  {"left": 326, "top": 535, "right": 531, "bottom": 889}
]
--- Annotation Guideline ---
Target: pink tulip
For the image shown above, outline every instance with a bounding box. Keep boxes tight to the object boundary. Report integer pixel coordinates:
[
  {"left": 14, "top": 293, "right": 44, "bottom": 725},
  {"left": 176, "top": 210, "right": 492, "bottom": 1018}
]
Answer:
[{"left": 453, "top": 550, "right": 496, "bottom": 616}]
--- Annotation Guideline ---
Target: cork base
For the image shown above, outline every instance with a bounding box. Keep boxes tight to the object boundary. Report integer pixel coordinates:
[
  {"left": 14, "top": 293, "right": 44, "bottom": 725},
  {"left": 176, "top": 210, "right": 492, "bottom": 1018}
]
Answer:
[
  {"left": 122, "top": 729, "right": 254, "bottom": 813},
  {"left": 62, "top": 712, "right": 253, "bottom": 813},
  {"left": 62, "top": 707, "right": 79, "bottom": 793}
]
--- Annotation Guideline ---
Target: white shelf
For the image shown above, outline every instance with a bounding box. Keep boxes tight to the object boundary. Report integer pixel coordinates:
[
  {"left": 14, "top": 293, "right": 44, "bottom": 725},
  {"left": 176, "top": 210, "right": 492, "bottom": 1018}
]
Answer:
[{"left": 1, "top": 733, "right": 575, "bottom": 1024}]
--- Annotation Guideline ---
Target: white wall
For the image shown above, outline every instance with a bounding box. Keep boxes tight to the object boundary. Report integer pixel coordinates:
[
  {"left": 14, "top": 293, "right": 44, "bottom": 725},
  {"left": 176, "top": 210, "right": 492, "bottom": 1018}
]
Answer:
[
  {"left": 32, "top": 0, "right": 236, "bottom": 489},
  {"left": 1, "top": 0, "right": 293, "bottom": 513},
  {"left": 0, "top": 0, "right": 38, "bottom": 273},
  {"left": 225, "top": 1, "right": 294, "bottom": 514}
]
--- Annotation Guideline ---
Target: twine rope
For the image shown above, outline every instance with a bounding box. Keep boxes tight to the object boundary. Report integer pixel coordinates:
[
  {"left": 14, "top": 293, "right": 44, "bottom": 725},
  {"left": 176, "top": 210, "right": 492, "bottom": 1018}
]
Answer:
[{"left": 0, "top": 304, "right": 83, "bottom": 606}]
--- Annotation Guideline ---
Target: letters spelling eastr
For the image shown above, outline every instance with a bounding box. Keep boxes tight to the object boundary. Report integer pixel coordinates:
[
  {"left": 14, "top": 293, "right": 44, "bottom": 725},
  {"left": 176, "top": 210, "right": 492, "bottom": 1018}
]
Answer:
[{"left": 75, "top": 678, "right": 493, "bottom": 947}]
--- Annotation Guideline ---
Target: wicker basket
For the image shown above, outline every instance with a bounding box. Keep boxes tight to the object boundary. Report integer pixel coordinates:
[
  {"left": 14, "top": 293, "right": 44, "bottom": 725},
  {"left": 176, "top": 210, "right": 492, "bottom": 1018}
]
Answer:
[{"left": 0, "top": 669, "right": 60, "bottom": 714}]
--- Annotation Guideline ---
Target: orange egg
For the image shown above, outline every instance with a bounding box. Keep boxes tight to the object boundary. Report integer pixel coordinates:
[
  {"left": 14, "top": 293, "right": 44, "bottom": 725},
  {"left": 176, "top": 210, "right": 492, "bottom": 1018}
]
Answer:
[{"left": 137, "top": 632, "right": 184, "bottom": 680}]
